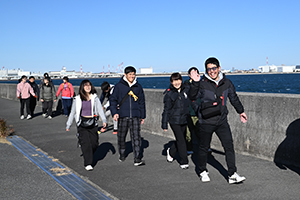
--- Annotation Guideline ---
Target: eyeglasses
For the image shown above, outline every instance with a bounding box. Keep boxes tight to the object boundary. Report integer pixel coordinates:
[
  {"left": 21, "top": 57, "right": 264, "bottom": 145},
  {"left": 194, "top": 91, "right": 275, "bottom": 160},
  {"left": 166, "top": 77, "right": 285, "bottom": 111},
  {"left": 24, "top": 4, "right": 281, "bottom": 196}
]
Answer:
[{"left": 207, "top": 67, "right": 218, "bottom": 72}]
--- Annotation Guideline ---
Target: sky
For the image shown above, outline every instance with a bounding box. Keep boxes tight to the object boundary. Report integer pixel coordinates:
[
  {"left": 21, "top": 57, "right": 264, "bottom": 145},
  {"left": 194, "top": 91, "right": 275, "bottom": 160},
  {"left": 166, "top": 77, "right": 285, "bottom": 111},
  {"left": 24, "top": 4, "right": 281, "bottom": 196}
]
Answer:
[{"left": 1, "top": 0, "right": 300, "bottom": 73}]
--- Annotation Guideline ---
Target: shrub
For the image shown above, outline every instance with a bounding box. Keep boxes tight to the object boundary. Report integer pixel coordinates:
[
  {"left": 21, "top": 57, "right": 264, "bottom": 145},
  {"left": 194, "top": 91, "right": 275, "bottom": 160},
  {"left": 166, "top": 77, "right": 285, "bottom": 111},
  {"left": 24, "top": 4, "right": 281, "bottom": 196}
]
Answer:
[{"left": 0, "top": 118, "right": 14, "bottom": 138}]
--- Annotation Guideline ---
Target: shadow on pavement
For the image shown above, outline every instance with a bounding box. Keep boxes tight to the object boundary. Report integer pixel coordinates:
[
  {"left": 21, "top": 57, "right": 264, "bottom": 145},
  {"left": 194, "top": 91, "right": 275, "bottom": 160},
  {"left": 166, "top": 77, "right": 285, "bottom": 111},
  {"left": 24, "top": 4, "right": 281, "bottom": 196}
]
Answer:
[
  {"left": 274, "top": 118, "right": 300, "bottom": 176},
  {"left": 190, "top": 146, "right": 228, "bottom": 180},
  {"left": 162, "top": 141, "right": 183, "bottom": 164},
  {"left": 93, "top": 142, "right": 116, "bottom": 167}
]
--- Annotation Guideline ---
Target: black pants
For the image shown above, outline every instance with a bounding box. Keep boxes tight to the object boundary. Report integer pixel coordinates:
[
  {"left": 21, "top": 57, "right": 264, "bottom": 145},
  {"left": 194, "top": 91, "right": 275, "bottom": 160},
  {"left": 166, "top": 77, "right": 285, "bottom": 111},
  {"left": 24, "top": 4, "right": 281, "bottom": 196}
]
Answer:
[
  {"left": 42, "top": 101, "right": 53, "bottom": 116},
  {"left": 77, "top": 125, "right": 99, "bottom": 166},
  {"left": 197, "top": 121, "right": 237, "bottom": 176},
  {"left": 118, "top": 117, "right": 141, "bottom": 160},
  {"left": 169, "top": 123, "right": 188, "bottom": 165},
  {"left": 29, "top": 96, "right": 37, "bottom": 116},
  {"left": 20, "top": 98, "right": 30, "bottom": 116}
]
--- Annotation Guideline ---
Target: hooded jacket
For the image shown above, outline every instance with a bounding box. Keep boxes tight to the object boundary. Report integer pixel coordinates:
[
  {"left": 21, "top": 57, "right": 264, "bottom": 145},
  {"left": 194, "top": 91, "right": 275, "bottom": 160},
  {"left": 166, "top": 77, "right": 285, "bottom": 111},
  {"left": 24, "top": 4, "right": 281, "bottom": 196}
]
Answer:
[
  {"left": 161, "top": 82, "right": 190, "bottom": 129},
  {"left": 66, "top": 94, "right": 107, "bottom": 129},
  {"left": 189, "top": 73, "right": 244, "bottom": 125},
  {"left": 109, "top": 76, "right": 146, "bottom": 119}
]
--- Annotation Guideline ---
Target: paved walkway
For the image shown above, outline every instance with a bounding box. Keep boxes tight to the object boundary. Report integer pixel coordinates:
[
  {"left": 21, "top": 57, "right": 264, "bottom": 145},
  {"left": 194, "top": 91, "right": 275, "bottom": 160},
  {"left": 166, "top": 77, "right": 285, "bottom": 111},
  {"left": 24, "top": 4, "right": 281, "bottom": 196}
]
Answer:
[{"left": 1, "top": 97, "right": 300, "bottom": 200}]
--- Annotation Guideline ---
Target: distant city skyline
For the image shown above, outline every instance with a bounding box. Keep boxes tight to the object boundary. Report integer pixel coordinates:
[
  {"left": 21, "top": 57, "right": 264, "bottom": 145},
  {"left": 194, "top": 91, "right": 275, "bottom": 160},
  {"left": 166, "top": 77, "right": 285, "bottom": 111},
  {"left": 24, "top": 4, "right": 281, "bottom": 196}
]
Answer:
[{"left": 1, "top": 1, "right": 299, "bottom": 73}]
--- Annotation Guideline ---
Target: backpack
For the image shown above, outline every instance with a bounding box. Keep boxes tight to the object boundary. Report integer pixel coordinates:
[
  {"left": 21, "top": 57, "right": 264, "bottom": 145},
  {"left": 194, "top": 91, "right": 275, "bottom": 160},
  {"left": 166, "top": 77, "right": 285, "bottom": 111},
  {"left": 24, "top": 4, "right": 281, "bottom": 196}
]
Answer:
[{"left": 62, "top": 82, "right": 75, "bottom": 96}]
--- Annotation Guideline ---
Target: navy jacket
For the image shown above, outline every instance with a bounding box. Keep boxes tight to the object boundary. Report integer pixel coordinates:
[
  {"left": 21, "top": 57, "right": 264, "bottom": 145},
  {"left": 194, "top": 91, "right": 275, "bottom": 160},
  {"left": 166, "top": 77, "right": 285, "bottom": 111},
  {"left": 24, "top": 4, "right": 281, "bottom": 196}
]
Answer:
[
  {"left": 161, "top": 83, "right": 190, "bottom": 129},
  {"left": 189, "top": 74, "right": 244, "bottom": 125},
  {"left": 110, "top": 77, "right": 146, "bottom": 119}
]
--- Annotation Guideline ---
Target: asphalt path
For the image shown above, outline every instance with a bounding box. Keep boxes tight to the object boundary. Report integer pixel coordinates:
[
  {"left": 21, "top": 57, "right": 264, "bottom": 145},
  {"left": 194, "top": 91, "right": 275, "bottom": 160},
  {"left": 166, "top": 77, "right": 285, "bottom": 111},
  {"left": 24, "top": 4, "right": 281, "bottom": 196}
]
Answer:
[{"left": 1, "top": 97, "right": 300, "bottom": 200}]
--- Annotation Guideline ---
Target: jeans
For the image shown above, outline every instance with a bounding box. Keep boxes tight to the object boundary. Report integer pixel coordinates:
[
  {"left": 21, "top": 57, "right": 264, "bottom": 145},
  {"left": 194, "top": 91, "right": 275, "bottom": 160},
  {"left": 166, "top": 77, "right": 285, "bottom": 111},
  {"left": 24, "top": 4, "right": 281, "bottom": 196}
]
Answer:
[{"left": 62, "top": 98, "right": 72, "bottom": 116}]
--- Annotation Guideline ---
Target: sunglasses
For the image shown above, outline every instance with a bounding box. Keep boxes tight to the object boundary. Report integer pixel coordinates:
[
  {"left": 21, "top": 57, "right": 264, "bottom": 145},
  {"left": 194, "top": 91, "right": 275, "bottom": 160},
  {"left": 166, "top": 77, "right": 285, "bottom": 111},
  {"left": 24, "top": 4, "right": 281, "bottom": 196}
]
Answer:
[{"left": 207, "top": 67, "right": 218, "bottom": 72}]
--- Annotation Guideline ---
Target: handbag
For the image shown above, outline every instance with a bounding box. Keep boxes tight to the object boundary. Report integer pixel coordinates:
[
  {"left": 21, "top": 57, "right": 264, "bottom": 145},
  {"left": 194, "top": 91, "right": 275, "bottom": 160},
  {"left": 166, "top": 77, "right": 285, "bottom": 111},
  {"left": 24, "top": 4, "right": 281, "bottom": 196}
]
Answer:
[
  {"left": 80, "top": 116, "right": 97, "bottom": 128},
  {"left": 200, "top": 100, "right": 221, "bottom": 119}
]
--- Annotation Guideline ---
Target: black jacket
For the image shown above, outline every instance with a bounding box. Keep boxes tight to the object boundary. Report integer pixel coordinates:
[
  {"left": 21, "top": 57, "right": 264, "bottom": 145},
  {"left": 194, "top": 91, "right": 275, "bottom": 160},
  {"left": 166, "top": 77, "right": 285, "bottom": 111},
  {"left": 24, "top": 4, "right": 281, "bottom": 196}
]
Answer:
[
  {"left": 29, "top": 81, "right": 40, "bottom": 100},
  {"left": 110, "top": 77, "right": 146, "bottom": 119},
  {"left": 189, "top": 74, "right": 244, "bottom": 125},
  {"left": 161, "top": 83, "right": 190, "bottom": 129}
]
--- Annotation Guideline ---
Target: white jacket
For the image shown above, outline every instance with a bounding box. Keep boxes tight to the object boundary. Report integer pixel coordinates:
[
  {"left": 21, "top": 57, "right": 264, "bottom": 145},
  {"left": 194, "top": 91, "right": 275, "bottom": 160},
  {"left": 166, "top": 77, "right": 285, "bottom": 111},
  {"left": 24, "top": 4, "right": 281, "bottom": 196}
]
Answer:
[{"left": 66, "top": 94, "right": 107, "bottom": 129}]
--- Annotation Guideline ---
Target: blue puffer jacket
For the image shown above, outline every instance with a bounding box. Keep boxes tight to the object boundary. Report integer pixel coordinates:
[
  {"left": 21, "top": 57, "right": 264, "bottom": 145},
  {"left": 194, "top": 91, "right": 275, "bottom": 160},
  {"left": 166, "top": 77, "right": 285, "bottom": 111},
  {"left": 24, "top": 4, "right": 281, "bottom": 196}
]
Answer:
[{"left": 109, "top": 76, "right": 146, "bottom": 119}]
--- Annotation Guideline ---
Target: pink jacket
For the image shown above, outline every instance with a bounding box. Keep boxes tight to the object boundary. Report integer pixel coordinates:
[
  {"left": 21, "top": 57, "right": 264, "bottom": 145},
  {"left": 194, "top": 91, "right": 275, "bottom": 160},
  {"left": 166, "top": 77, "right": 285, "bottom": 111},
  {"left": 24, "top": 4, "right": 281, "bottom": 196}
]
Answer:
[{"left": 17, "top": 82, "right": 35, "bottom": 99}]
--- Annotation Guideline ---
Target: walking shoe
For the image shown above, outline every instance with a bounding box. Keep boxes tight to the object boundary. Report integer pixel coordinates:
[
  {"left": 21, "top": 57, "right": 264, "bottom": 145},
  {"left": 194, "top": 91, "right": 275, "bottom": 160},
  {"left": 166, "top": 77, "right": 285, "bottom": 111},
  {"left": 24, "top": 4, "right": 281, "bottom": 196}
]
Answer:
[
  {"left": 113, "top": 129, "right": 118, "bottom": 135},
  {"left": 100, "top": 127, "right": 106, "bottom": 133},
  {"left": 134, "top": 158, "right": 145, "bottom": 166},
  {"left": 47, "top": 116, "right": 52, "bottom": 119},
  {"left": 20, "top": 115, "right": 25, "bottom": 120},
  {"left": 200, "top": 171, "right": 210, "bottom": 182},
  {"left": 119, "top": 155, "right": 126, "bottom": 162},
  {"left": 180, "top": 164, "right": 189, "bottom": 169},
  {"left": 85, "top": 165, "right": 93, "bottom": 171},
  {"left": 166, "top": 148, "right": 174, "bottom": 163},
  {"left": 228, "top": 172, "right": 246, "bottom": 184},
  {"left": 26, "top": 115, "right": 32, "bottom": 120},
  {"left": 42, "top": 113, "right": 46, "bottom": 117}
]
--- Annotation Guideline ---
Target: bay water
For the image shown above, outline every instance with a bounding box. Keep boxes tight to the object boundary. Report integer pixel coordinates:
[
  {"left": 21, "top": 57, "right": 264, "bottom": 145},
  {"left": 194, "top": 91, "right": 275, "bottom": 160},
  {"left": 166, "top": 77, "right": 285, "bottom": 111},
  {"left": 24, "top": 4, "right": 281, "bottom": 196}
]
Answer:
[{"left": 1, "top": 73, "right": 300, "bottom": 94}]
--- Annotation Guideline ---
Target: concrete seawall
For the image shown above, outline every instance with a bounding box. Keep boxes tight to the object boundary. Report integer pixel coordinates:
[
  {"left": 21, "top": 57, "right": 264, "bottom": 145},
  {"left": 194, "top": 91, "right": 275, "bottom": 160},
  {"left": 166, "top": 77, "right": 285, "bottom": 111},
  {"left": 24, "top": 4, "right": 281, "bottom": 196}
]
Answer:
[{"left": 1, "top": 83, "right": 300, "bottom": 162}]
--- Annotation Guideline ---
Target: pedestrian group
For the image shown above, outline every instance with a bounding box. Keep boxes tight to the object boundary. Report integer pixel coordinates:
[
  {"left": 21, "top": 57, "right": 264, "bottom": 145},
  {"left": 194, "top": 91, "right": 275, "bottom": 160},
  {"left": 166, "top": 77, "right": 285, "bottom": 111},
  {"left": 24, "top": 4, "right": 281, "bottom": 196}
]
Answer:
[{"left": 17, "top": 58, "right": 247, "bottom": 184}]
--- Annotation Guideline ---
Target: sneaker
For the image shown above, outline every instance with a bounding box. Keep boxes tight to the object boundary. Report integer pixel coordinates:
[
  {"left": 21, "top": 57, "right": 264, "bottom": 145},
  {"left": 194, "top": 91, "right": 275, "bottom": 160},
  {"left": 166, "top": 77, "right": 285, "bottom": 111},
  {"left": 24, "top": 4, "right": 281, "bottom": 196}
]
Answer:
[
  {"left": 119, "top": 155, "right": 126, "bottom": 162},
  {"left": 134, "top": 158, "right": 145, "bottom": 166},
  {"left": 113, "top": 129, "right": 118, "bottom": 135},
  {"left": 47, "top": 116, "right": 52, "bottom": 119},
  {"left": 100, "top": 127, "right": 106, "bottom": 133},
  {"left": 26, "top": 115, "right": 32, "bottom": 120},
  {"left": 180, "top": 164, "right": 189, "bottom": 169},
  {"left": 85, "top": 165, "right": 93, "bottom": 171},
  {"left": 166, "top": 148, "right": 174, "bottom": 163},
  {"left": 20, "top": 115, "right": 25, "bottom": 120},
  {"left": 42, "top": 113, "right": 46, "bottom": 117},
  {"left": 65, "top": 115, "right": 68, "bottom": 118},
  {"left": 200, "top": 171, "right": 210, "bottom": 182},
  {"left": 228, "top": 172, "right": 246, "bottom": 184}
]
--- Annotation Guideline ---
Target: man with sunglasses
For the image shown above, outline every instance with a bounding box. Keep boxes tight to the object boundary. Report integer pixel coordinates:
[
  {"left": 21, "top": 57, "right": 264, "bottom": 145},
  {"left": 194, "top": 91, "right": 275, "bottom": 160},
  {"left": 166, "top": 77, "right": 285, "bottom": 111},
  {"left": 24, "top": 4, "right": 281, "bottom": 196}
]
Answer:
[{"left": 189, "top": 57, "right": 247, "bottom": 184}]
